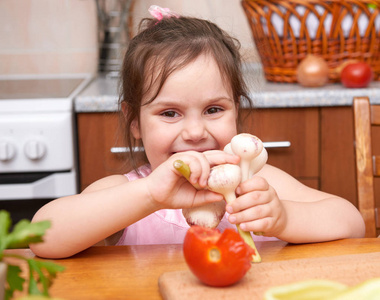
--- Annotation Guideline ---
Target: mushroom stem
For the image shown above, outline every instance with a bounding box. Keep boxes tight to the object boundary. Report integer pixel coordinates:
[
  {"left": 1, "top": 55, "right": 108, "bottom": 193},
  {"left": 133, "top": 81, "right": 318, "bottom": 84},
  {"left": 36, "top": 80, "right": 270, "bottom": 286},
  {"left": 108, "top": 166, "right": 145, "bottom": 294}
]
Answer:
[
  {"left": 236, "top": 225, "right": 261, "bottom": 263},
  {"left": 173, "top": 159, "right": 201, "bottom": 189}
]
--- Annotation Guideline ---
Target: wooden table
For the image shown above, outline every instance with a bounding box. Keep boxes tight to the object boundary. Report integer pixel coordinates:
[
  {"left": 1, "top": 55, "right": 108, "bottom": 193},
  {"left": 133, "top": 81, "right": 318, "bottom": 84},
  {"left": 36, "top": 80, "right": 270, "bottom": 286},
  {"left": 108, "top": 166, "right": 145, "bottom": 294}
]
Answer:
[{"left": 5, "top": 238, "right": 380, "bottom": 299}]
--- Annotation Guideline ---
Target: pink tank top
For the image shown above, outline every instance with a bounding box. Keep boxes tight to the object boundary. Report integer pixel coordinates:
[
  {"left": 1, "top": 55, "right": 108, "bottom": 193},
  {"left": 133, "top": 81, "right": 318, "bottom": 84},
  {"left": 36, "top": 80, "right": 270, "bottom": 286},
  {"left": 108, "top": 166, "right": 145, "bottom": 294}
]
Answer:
[{"left": 116, "top": 164, "right": 278, "bottom": 245}]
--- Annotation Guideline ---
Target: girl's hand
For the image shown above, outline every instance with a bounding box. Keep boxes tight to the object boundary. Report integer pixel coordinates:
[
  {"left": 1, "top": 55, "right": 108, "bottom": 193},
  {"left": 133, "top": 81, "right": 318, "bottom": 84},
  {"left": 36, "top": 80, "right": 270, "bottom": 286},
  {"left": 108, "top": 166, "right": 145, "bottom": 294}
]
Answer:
[
  {"left": 145, "top": 150, "right": 240, "bottom": 210},
  {"left": 226, "top": 176, "right": 287, "bottom": 237}
]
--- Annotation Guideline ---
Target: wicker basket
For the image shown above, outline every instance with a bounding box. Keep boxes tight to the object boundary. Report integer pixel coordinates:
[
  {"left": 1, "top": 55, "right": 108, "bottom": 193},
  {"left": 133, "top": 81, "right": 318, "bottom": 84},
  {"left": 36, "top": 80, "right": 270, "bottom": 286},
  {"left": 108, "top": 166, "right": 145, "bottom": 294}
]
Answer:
[{"left": 241, "top": 0, "right": 380, "bottom": 83}]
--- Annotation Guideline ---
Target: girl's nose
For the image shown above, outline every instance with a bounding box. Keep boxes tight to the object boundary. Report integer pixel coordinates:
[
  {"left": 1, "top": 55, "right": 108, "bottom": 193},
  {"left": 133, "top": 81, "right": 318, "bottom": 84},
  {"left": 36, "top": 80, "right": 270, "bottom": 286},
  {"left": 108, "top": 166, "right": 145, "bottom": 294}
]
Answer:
[{"left": 181, "top": 117, "right": 208, "bottom": 142}]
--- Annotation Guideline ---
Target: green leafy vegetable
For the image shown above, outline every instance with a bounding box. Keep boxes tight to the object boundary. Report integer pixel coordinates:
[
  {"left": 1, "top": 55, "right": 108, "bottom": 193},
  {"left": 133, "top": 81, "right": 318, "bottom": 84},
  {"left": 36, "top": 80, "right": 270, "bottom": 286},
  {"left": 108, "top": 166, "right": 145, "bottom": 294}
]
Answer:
[
  {"left": 5, "top": 265, "right": 24, "bottom": 299},
  {"left": 0, "top": 210, "right": 12, "bottom": 253},
  {"left": 27, "top": 260, "right": 65, "bottom": 296},
  {"left": 8, "top": 220, "right": 51, "bottom": 250},
  {"left": 0, "top": 210, "right": 65, "bottom": 299}
]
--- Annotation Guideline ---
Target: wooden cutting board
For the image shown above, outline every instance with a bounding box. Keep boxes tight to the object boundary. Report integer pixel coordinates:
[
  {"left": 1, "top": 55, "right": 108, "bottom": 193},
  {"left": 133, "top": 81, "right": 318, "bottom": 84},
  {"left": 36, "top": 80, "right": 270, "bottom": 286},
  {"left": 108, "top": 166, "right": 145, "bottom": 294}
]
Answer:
[{"left": 158, "top": 252, "right": 380, "bottom": 299}]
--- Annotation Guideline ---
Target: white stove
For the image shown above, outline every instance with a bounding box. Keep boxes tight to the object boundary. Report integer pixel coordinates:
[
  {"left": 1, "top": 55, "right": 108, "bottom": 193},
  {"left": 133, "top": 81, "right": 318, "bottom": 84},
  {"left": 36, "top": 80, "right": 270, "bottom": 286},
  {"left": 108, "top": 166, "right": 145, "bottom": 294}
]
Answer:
[{"left": 0, "top": 74, "right": 92, "bottom": 221}]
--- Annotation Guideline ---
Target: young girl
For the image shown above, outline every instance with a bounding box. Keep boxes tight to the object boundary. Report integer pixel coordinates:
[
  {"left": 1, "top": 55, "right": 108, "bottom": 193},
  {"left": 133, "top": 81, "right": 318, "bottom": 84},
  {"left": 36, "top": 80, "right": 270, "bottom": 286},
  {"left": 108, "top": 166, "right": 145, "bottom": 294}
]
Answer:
[{"left": 31, "top": 6, "right": 365, "bottom": 259}]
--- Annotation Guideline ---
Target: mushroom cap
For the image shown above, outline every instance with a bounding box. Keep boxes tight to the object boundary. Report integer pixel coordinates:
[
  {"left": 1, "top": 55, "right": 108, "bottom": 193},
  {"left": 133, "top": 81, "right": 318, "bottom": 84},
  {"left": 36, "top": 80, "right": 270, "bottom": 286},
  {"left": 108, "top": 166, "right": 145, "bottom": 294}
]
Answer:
[
  {"left": 223, "top": 143, "right": 233, "bottom": 154},
  {"left": 250, "top": 147, "right": 268, "bottom": 176},
  {"left": 182, "top": 200, "right": 226, "bottom": 228},
  {"left": 207, "top": 164, "right": 242, "bottom": 195},
  {"left": 231, "top": 133, "right": 263, "bottom": 160}
]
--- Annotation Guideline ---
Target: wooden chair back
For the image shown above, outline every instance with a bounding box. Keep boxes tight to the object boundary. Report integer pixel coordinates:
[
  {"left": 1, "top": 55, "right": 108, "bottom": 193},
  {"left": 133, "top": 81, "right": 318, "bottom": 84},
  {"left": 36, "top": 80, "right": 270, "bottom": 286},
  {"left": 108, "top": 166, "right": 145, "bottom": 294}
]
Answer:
[{"left": 353, "top": 96, "right": 380, "bottom": 237}]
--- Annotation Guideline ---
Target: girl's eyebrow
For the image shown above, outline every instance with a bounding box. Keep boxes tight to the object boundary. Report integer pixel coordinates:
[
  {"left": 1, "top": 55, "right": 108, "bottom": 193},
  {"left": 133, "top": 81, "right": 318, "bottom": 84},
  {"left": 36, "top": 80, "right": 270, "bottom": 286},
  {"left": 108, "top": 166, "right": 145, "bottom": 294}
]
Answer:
[
  {"left": 148, "top": 96, "right": 234, "bottom": 107},
  {"left": 208, "top": 96, "right": 234, "bottom": 103},
  {"left": 147, "top": 99, "right": 178, "bottom": 107}
]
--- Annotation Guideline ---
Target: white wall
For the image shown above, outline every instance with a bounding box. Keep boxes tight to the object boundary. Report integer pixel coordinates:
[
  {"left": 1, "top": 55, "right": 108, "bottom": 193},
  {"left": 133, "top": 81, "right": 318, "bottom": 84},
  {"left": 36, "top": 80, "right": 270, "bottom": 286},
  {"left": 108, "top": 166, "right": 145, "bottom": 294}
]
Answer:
[
  {"left": 0, "top": 0, "right": 258, "bottom": 75},
  {"left": 0, "top": 0, "right": 98, "bottom": 75},
  {"left": 131, "top": 0, "right": 258, "bottom": 62}
]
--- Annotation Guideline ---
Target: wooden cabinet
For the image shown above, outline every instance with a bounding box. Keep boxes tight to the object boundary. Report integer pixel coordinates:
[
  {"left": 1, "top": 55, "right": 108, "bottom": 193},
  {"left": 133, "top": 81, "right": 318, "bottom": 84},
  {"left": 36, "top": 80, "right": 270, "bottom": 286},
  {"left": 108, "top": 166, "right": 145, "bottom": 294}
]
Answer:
[
  {"left": 320, "top": 107, "right": 357, "bottom": 206},
  {"left": 77, "top": 113, "right": 128, "bottom": 191},
  {"left": 321, "top": 106, "right": 380, "bottom": 212},
  {"left": 241, "top": 108, "right": 319, "bottom": 189}
]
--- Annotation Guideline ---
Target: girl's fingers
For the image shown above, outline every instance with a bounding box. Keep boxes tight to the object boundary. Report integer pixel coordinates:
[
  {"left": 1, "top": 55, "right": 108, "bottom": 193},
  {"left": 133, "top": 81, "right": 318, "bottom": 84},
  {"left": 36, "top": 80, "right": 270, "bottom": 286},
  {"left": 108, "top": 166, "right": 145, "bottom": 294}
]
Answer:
[
  {"left": 228, "top": 204, "right": 269, "bottom": 224},
  {"left": 239, "top": 217, "right": 272, "bottom": 233},
  {"left": 202, "top": 150, "right": 240, "bottom": 166},
  {"left": 200, "top": 150, "right": 239, "bottom": 187},
  {"left": 172, "top": 151, "right": 211, "bottom": 188},
  {"left": 188, "top": 151, "right": 218, "bottom": 188},
  {"left": 236, "top": 176, "right": 269, "bottom": 195},
  {"left": 192, "top": 189, "right": 225, "bottom": 207},
  {"left": 227, "top": 189, "right": 272, "bottom": 214}
]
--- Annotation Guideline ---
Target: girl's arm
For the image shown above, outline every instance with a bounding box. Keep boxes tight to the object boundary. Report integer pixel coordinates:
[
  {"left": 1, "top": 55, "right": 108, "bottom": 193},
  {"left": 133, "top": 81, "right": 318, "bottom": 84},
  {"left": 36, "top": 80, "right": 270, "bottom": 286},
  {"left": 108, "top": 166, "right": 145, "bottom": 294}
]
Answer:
[
  {"left": 228, "top": 164, "right": 365, "bottom": 243},
  {"left": 265, "top": 165, "right": 365, "bottom": 242},
  {"left": 278, "top": 196, "right": 365, "bottom": 243},
  {"left": 30, "top": 175, "right": 158, "bottom": 258}
]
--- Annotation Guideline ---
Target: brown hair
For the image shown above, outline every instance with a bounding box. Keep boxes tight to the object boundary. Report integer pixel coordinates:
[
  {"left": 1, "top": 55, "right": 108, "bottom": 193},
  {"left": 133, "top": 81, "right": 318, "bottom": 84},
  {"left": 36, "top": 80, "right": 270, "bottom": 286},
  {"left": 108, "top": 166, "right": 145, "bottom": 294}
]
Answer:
[{"left": 119, "top": 16, "right": 252, "bottom": 171}]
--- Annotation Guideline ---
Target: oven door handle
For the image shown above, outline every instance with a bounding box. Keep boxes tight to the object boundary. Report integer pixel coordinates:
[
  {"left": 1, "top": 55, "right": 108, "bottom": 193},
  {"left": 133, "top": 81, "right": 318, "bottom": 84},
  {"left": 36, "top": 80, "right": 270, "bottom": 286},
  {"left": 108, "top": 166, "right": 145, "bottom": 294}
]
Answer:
[
  {"left": 110, "top": 147, "right": 145, "bottom": 153},
  {"left": 262, "top": 141, "right": 291, "bottom": 148}
]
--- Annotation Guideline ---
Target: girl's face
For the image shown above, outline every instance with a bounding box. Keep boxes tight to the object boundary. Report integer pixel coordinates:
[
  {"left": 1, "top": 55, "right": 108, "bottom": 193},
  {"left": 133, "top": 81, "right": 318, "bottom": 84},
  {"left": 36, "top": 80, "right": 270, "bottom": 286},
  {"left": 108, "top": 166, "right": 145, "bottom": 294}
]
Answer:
[{"left": 132, "top": 54, "right": 238, "bottom": 170}]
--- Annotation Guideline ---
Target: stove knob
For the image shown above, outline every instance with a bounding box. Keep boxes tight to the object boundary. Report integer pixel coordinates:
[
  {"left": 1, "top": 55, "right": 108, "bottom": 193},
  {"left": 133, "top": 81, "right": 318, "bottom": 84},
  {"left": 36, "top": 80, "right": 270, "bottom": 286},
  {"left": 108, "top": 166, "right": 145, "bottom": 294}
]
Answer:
[
  {"left": 0, "top": 141, "right": 16, "bottom": 161},
  {"left": 24, "top": 140, "right": 46, "bottom": 160}
]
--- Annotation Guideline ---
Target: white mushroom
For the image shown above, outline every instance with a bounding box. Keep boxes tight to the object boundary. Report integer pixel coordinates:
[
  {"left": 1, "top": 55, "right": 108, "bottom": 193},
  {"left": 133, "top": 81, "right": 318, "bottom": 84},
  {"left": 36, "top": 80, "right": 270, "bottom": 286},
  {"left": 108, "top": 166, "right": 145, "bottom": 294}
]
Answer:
[
  {"left": 230, "top": 134, "right": 264, "bottom": 182},
  {"left": 249, "top": 147, "right": 268, "bottom": 178},
  {"left": 223, "top": 142, "right": 233, "bottom": 155},
  {"left": 182, "top": 201, "right": 226, "bottom": 229},
  {"left": 207, "top": 164, "right": 241, "bottom": 204},
  {"left": 174, "top": 160, "right": 225, "bottom": 229}
]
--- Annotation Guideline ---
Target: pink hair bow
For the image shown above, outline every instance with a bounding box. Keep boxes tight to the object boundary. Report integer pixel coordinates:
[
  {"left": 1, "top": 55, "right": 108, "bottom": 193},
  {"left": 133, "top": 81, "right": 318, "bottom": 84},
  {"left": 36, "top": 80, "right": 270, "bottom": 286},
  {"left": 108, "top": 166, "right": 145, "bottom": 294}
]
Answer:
[{"left": 148, "top": 5, "right": 179, "bottom": 21}]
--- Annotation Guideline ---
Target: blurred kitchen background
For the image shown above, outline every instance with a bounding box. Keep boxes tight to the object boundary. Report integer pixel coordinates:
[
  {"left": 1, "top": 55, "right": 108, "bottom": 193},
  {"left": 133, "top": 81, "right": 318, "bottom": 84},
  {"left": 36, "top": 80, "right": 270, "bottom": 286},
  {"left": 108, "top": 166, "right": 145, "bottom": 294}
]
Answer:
[
  {"left": 1, "top": 0, "right": 379, "bottom": 236},
  {"left": 0, "top": 0, "right": 259, "bottom": 76}
]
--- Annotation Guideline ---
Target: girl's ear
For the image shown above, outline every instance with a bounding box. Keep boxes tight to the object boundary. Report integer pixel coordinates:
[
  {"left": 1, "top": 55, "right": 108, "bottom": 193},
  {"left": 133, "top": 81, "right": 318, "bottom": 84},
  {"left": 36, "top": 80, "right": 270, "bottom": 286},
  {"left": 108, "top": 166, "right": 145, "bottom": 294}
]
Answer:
[
  {"left": 121, "top": 102, "right": 141, "bottom": 139},
  {"left": 131, "top": 118, "right": 141, "bottom": 139}
]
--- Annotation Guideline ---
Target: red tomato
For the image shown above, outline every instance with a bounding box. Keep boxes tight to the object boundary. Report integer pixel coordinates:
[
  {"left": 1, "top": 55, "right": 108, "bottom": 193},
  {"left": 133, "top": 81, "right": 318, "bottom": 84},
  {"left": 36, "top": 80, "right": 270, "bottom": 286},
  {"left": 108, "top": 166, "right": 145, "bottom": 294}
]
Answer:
[
  {"left": 340, "top": 62, "right": 373, "bottom": 88},
  {"left": 183, "top": 226, "right": 255, "bottom": 287}
]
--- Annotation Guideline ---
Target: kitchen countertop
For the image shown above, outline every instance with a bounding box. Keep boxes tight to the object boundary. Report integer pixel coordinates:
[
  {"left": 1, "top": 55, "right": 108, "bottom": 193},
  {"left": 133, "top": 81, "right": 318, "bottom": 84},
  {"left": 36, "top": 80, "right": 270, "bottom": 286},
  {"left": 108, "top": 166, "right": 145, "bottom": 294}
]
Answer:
[
  {"left": 75, "top": 65, "right": 380, "bottom": 113},
  {"left": 5, "top": 239, "right": 380, "bottom": 299}
]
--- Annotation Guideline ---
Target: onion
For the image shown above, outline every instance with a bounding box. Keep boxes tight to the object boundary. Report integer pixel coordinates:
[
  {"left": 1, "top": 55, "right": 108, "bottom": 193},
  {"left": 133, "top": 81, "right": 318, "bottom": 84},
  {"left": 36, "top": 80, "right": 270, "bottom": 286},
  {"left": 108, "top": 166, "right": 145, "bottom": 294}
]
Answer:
[{"left": 296, "top": 55, "right": 329, "bottom": 87}]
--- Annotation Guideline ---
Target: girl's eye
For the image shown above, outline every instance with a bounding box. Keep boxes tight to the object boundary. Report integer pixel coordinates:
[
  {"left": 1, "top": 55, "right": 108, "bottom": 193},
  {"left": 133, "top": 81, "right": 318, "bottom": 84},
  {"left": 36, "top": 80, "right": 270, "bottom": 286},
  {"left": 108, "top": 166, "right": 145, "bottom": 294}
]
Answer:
[
  {"left": 205, "top": 107, "right": 223, "bottom": 115},
  {"left": 161, "top": 110, "right": 179, "bottom": 118}
]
